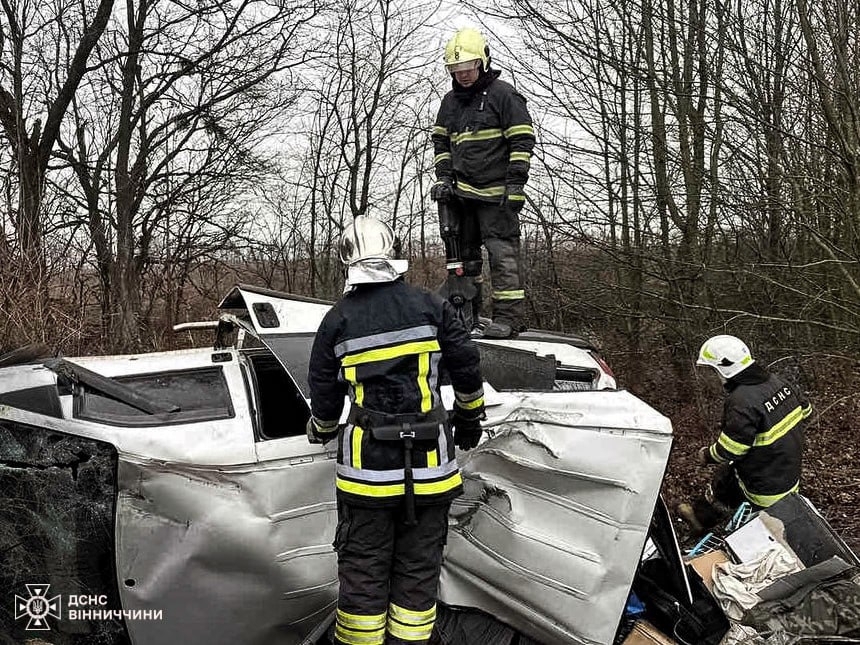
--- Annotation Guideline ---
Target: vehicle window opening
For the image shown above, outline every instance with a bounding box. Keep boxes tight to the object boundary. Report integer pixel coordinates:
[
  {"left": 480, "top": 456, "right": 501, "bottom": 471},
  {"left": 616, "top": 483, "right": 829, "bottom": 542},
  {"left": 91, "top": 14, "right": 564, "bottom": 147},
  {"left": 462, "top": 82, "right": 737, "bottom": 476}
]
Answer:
[
  {"left": 73, "top": 366, "right": 234, "bottom": 427},
  {"left": 476, "top": 343, "right": 556, "bottom": 391},
  {"left": 252, "top": 302, "right": 280, "bottom": 328},
  {"left": 248, "top": 352, "right": 310, "bottom": 440},
  {"left": 47, "top": 358, "right": 178, "bottom": 414},
  {"left": 554, "top": 366, "right": 599, "bottom": 391},
  {"left": 476, "top": 343, "right": 600, "bottom": 392}
]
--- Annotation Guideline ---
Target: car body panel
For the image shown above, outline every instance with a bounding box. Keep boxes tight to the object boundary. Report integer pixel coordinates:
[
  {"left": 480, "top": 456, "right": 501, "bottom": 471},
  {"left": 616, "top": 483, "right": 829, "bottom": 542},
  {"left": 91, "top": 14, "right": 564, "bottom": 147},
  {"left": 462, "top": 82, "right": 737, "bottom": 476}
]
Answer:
[
  {"left": 441, "top": 391, "right": 671, "bottom": 645},
  {"left": 218, "top": 285, "right": 333, "bottom": 336},
  {"left": 115, "top": 453, "right": 338, "bottom": 645}
]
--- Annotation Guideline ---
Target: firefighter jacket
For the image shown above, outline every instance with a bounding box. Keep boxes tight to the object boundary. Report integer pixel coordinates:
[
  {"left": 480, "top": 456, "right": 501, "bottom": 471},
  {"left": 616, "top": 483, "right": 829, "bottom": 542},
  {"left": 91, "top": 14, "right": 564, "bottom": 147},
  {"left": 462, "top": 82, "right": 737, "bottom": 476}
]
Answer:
[
  {"left": 432, "top": 69, "right": 535, "bottom": 203},
  {"left": 307, "top": 279, "right": 484, "bottom": 508},
  {"left": 706, "top": 364, "right": 812, "bottom": 507}
]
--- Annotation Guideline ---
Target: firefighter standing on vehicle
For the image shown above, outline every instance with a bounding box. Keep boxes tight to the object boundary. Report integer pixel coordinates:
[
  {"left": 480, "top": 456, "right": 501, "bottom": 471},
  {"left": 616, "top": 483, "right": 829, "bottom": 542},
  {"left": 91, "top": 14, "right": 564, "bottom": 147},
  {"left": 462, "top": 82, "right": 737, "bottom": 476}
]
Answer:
[
  {"left": 306, "top": 216, "right": 485, "bottom": 645},
  {"left": 430, "top": 27, "right": 536, "bottom": 339},
  {"left": 678, "top": 335, "right": 813, "bottom": 533}
]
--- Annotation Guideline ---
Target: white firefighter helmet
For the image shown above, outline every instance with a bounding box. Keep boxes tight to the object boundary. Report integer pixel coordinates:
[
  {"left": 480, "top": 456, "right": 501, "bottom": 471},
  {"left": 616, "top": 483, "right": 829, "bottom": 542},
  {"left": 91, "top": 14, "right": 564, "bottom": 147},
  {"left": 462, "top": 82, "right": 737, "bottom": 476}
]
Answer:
[
  {"left": 339, "top": 216, "right": 396, "bottom": 265},
  {"left": 339, "top": 216, "right": 408, "bottom": 288},
  {"left": 696, "top": 334, "right": 755, "bottom": 379}
]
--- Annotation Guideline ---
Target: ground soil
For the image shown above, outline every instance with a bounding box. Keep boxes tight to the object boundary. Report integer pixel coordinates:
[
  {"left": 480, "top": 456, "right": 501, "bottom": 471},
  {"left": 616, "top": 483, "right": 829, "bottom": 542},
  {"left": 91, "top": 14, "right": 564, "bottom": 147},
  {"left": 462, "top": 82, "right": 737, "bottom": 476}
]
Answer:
[{"left": 610, "top": 351, "right": 860, "bottom": 554}]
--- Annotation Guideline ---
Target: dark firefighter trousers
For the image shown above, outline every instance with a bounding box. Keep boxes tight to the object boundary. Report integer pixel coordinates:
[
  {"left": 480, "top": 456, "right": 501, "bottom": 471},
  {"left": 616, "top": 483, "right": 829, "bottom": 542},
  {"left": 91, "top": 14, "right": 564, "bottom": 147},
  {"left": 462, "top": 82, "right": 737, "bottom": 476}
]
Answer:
[
  {"left": 333, "top": 501, "right": 451, "bottom": 645},
  {"left": 453, "top": 197, "right": 524, "bottom": 327},
  {"left": 692, "top": 463, "right": 761, "bottom": 530}
]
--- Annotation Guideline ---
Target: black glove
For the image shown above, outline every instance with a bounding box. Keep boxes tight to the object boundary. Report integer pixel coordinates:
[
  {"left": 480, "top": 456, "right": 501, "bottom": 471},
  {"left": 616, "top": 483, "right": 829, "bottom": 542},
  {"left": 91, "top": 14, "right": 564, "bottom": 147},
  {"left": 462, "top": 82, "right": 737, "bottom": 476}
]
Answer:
[
  {"left": 306, "top": 418, "right": 321, "bottom": 444},
  {"left": 502, "top": 184, "right": 526, "bottom": 213},
  {"left": 452, "top": 414, "right": 483, "bottom": 451},
  {"left": 306, "top": 418, "right": 339, "bottom": 445},
  {"left": 431, "top": 178, "right": 455, "bottom": 203}
]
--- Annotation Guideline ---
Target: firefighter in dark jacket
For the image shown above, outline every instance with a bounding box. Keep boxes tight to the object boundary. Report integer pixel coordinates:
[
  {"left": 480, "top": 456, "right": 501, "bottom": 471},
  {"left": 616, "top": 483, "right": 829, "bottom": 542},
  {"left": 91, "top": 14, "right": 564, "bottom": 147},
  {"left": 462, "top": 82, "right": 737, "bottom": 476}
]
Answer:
[
  {"left": 306, "top": 216, "right": 485, "bottom": 645},
  {"left": 678, "top": 335, "right": 813, "bottom": 533},
  {"left": 431, "top": 27, "right": 536, "bottom": 339}
]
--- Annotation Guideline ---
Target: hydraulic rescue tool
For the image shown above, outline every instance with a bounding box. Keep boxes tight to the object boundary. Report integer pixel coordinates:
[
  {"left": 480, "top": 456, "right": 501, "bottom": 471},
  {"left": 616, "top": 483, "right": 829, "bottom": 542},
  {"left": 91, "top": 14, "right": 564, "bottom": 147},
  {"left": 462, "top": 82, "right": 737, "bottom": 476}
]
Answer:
[{"left": 437, "top": 201, "right": 478, "bottom": 332}]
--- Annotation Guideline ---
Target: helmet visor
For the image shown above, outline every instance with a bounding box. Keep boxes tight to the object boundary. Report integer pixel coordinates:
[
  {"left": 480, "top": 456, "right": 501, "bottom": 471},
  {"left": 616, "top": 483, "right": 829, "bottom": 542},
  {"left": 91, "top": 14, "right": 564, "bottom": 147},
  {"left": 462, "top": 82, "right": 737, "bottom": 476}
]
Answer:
[{"left": 446, "top": 59, "right": 481, "bottom": 73}]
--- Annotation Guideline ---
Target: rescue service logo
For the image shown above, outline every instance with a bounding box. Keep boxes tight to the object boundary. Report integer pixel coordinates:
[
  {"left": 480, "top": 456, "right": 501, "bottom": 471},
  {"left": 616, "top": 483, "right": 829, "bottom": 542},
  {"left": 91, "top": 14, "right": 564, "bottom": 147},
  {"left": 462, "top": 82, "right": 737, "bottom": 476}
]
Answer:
[
  {"left": 13, "top": 585, "right": 163, "bottom": 631},
  {"left": 14, "top": 584, "right": 61, "bottom": 630}
]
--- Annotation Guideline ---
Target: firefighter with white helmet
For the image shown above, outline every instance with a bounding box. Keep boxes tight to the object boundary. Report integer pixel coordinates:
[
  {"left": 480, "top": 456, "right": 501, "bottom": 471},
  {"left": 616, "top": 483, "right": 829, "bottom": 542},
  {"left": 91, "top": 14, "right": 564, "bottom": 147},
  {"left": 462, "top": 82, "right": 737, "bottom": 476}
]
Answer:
[
  {"left": 307, "top": 216, "right": 485, "bottom": 645},
  {"left": 678, "top": 334, "right": 813, "bottom": 533},
  {"left": 431, "top": 27, "right": 536, "bottom": 339},
  {"left": 696, "top": 334, "right": 756, "bottom": 380}
]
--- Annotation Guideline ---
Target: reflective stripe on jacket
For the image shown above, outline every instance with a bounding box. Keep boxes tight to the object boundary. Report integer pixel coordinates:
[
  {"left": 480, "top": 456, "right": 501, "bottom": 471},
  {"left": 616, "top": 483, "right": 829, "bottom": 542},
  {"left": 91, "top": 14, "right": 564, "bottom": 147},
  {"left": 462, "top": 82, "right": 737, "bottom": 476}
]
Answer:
[
  {"left": 308, "top": 279, "right": 484, "bottom": 507},
  {"left": 708, "top": 368, "right": 811, "bottom": 507},
  {"left": 432, "top": 70, "right": 535, "bottom": 202}
]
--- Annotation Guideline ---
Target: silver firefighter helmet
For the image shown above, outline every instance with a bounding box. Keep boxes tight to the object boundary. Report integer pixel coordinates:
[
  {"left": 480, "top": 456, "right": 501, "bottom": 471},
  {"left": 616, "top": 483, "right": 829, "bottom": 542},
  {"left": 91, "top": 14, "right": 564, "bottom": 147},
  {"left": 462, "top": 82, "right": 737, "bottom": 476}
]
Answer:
[{"left": 339, "top": 216, "right": 396, "bottom": 266}]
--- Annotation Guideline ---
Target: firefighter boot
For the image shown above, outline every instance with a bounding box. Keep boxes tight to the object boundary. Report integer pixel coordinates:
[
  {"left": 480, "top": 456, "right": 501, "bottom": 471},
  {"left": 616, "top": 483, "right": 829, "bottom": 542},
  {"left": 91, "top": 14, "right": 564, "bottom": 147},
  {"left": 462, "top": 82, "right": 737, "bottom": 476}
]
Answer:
[
  {"left": 676, "top": 503, "right": 705, "bottom": 535},
  {"left": 482, "top": 295, "right": 524, "bottom": 339},
  {"left": 482, "top": 320, "right": 514, "bottom": 339}
]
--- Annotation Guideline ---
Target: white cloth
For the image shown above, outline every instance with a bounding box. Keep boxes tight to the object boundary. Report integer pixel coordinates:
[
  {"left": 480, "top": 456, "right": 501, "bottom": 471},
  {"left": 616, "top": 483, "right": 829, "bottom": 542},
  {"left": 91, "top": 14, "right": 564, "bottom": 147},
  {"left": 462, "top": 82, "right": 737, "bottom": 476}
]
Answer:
[
  {"left": 711, "top": 543, "right": 804, "bottom": 621},
  {"left": 344, "top": 258, "right": 409, "bottom": 291},
  {"left": 718, "top": 623, "right": 766, "bottom": 645}
]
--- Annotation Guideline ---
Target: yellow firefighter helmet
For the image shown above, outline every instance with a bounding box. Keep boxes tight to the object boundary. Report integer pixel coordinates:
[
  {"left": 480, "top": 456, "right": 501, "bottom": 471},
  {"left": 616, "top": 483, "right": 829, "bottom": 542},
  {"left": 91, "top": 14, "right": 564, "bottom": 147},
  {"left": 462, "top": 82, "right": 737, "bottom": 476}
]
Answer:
[{"left": 444, "top": 28, "right": 489, "bottom": 73}]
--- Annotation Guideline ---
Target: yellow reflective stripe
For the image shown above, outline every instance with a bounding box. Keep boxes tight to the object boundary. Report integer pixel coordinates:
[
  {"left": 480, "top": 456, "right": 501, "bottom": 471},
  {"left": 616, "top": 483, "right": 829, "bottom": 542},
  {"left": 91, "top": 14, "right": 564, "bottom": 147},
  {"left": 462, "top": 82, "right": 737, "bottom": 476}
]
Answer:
[
  {"left": 313, "top": 418, "right": 339, "bottom": 433},
  {"left": 387, "top": 621, "right": 433, "bottom": 641},
  {"left": 717, "top": 432, "right": 750, "bottom": 456},
  {"left": 503, "top": 124, "right": 534, "bottom": 137},
  {"left": 389, "top": 602, "right": 436, "bottom": 623},
  {"left": 507, "top": 193, "right": 526, "bottom": 202},
  {"left": 342, "top": 340, "right": 441, "bottom": 367},
  {"left": 454, "top": 388, "right": 484, "bottom": 404},
  {"left": 335, "top": 624, "right": 385, "bottom": 645},
  {"left": 352, "top": 426, "right": 364, "bottom": 469},
  {"left": 432, "top": 126, "right": 448, "bottom": 136},
  {"left": 415, "top": 472, "right": 462, "bottom": 494},
  {"left": 336, "top": 472, "right": 462, "bottom": 497},
  {"left": 427, "top": 449, "right": 438, "bottom": 468},
  {"left": 701, "top": 347, "right": 717, "bottom": 360},
  {"left": 801, "top": 404, "right": 812, "bottom": 418},
  {"left": 387, "top": 602, "right": 436, "bottom": 641},
  {"left": 434, "top": 153, "right": 451, "bottom": 164},
  {"left": 456, "top": 180, "right": 505, "bottom": 198},
  {"left": 344, "top": 366, "right": 364, "bottom": 406},
  {"left": 509, "top": 151, "right": 531, "bottom": 162},
  {"left": 337, "top": 609, "right": 387, "bottom": 630},
  {"left": 337, "top": 479, "right": 404, "bottom": 497},
  {"left": 738, "top": 479, "right": 799, "bottom": 507},
  {"left": 417, "top": 352, "right": 432, "bottom": 413},
  {"left": 493, "top": 289, "right": 525, "bottom": 300},
  {"left": 754, "top": 406, "right": 803, "bottom": 447},
  {"left": 455, "top": 396, "right": 484, "bottom": 410},
  {"left": 451, "top": 128, "right": 502, "bottom": 144},
  {"left": 709, "top": 443, "right": 727, "bottom": 463}
]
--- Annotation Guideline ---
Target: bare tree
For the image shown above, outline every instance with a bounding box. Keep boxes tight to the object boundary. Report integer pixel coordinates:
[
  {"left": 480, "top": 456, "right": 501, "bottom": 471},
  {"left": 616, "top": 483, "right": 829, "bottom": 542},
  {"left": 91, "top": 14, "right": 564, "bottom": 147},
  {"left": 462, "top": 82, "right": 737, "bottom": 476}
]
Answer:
[
  {"left": 277, "top": 0, "right": 441, "bottom": 299},
  {"left": 0, "top": 0, "right": 114, "bottom": 258},
  {"left": 464, "top": 0, "right": 860, "bottom": 364},
  {"left": 53, "top": 0, "right": 321, "bottom": 350}
]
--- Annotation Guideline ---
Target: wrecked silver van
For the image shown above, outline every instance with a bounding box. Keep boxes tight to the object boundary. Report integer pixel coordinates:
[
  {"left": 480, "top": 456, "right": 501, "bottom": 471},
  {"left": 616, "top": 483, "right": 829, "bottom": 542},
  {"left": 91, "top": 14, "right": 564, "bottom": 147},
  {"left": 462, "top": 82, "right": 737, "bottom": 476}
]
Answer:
[{"left": 0, "top": 285, "right": 673, "bottom": 645}]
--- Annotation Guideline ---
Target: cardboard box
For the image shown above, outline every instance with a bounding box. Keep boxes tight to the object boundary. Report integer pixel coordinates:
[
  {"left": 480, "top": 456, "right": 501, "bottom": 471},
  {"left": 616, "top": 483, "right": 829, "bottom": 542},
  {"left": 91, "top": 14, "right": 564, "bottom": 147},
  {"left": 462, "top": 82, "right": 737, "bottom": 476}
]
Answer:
[
  {"left": 622, "top": 619, "right": 678, "bottom": 645},
  {"left": 687, "top": 549, "right": 730, "bottom": 593}
]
